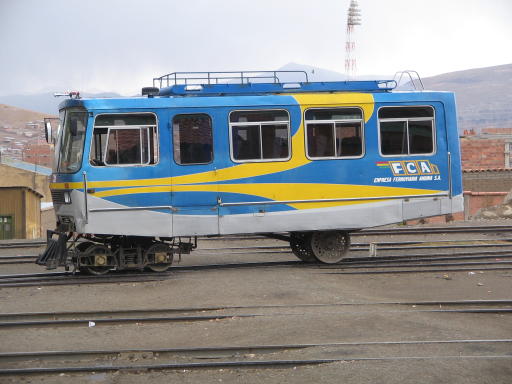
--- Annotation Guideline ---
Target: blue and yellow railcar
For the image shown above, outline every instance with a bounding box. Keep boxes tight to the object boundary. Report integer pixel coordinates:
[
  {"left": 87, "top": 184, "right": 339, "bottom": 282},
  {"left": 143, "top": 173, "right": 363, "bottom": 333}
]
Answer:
[{"left": 38, "top": 71, "right": 463, "bottom": 273}]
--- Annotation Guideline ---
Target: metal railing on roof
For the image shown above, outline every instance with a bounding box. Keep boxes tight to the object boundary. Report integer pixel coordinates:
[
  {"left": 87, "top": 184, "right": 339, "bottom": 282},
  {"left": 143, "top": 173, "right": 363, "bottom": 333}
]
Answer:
[
  {"left": 393, "top": 70, "right": 424, "bottom": 91},
  {"left": 153, "top": 70, "right": 310, "bottom": 89}
]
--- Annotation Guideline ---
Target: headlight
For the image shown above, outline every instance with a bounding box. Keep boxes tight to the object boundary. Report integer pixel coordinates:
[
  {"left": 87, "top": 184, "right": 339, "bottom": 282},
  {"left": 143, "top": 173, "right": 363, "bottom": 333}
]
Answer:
[{"left": 64, "top": 191, "right": 72, "bottom": 204}]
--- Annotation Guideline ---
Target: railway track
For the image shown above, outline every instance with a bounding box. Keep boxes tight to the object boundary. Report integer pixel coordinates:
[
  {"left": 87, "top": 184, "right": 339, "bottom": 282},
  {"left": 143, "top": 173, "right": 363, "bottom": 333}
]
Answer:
[
  {"left": 1, "top": 246, "right": 512, "bottom": 287},
  {"left": 0, "top": 299, "right": 510, "bottom": 328},
  {"left": 2, "top": 238, "right": 512, "bottom": 265},
  {"left": 1, "top": 224, "right": 512, "bottom": 251},
  {"left": 1, "top": 342, "right": 511, "bottom": 375},
  {"left": 0, "top": 299, "right": 510, "bottom": 375},
  {"left": 0, "top": 270, "right": 174, "bottom": 288}
]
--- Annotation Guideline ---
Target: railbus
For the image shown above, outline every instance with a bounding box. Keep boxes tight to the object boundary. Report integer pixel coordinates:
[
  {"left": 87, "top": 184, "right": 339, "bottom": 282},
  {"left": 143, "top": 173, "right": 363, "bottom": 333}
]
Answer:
[{"left": 37, "top": 70, "right": 463, "bottom": 274}]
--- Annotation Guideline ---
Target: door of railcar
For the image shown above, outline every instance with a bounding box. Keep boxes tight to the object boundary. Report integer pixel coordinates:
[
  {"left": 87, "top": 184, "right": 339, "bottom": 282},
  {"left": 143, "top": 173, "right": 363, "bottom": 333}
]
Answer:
[
  {"left": 169, "top": 111, "right": 219, "bottom": 236},
  {"left": 218, "top": 108, "right": 293, "bottom": 234},
  {"left": 85, "top": 111, "right": 173, "bottom": 237}
]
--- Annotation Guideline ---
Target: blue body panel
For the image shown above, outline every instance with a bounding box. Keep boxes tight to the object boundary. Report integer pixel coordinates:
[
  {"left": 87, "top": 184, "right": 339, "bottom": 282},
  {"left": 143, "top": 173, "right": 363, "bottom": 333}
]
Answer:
[{"left": 54, "top": 89, "right": 462, "bottom": 223}]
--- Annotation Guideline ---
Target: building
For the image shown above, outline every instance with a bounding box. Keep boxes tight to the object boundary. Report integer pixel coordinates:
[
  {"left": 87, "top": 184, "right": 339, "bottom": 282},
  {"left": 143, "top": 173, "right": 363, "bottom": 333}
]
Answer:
[
  {"left": 22, "top": 143, "right": 53, "bottom": 168},
  {"left": 0, "top": 186, "right": 42, "bottom": 239},
  {"left": 0, "top": 156, "right": 52, "bottom": 202},
  {"left": 460, "top": 129, "right": 512, "bottom": 170},
  {"left": 457, "top": 129, "right": 512, "bottom": 219}
]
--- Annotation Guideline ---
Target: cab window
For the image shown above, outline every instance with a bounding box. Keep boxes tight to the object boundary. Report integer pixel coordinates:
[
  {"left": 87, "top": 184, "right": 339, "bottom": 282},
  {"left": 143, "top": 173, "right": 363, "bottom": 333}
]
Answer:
[{"left": 57, "top": 109, "right": 88, "bottom": 173}]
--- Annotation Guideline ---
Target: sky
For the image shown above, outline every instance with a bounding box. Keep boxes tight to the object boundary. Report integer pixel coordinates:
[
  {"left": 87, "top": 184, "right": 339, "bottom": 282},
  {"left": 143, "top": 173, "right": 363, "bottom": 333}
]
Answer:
[{"left": 0, "top": 0, "right": 511, "bottom": 96}]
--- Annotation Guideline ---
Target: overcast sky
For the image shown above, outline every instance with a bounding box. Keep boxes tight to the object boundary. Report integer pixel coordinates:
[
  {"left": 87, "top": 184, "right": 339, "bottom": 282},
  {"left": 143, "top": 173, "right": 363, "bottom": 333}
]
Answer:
[{"left": 0, "top": 0, "right": 511, "bottom": 96}]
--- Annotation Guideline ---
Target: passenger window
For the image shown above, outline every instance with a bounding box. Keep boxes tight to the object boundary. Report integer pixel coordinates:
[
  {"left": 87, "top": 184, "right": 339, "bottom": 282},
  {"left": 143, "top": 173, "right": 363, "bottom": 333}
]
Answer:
[
  {"left": 173, "top": 114, "right": 213, "bottom": 165},
  {"left": 305, "top": 108, "right": 363, "bottom": 159},
  {"left": 379, "top": 107, "right": 435, "bottom": 156},
  {"left": 90, "top": 114, "right": 158, "bottom": 166},
  {"left": 230, "top": 110, "right": 290, "bottom": 162}
]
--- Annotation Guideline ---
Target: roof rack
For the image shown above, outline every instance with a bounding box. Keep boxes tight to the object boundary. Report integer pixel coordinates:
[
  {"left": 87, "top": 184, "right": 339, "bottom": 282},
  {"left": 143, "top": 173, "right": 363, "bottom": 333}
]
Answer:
[
  {"left": 152, "top": 70, "right": 397, "bottom": 97},
  {"left": 153, "top": 71, "right": 310, "bottom": 88}
]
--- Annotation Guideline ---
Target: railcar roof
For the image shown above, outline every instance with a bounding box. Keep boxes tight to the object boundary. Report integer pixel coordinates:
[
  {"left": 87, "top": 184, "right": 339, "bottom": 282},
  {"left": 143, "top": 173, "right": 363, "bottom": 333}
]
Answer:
[{"left": 59, "top": 89, "right": 455, "bottom": 111}]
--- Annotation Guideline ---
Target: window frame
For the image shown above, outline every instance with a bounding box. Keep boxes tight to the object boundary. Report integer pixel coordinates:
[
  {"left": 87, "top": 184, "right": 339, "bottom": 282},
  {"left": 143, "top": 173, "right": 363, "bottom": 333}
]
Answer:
[
  {"left": 229, "top": 109, "right": 291, "bottom": 163},
  {"left": 304, "top": 107, "right": 365, "bottom": 160},
  {"left": 378, "top": 105, "right": 436, "bottom": 157},
  {"left": 89, "top": 112, "right": 159, "bottom": 168},
  {"left": 172, "top": 113, "right": 214, "bottom": 166},
  {"left": 56, "top": 108, "right": 89, "bottom": 174}
]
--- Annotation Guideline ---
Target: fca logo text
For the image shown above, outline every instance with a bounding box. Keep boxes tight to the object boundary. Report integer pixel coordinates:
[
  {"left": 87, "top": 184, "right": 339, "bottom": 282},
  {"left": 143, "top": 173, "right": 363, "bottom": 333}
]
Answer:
[{"left": 389, "top": 161, "right": 440, "bottom": 176}]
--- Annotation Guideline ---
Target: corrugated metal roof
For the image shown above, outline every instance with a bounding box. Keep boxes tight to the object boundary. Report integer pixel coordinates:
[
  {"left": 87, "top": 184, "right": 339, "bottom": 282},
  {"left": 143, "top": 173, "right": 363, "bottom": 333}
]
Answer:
[{"left": 0, "top": 156, "right": 51, "bottom": 176}]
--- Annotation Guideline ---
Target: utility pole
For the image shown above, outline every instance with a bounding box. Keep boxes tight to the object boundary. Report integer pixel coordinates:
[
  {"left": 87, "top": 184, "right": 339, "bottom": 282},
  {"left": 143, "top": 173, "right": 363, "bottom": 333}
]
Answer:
[{"left": 26, "top": 122, "right": 40, "bottom": 192}]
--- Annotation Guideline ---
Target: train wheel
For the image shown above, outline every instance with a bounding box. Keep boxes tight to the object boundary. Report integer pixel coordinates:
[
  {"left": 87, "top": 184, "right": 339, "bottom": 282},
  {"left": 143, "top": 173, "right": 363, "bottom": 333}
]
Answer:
[
  {"left": 289, "top": 232, "right": 317, "bottom": 263},
  {"left": 310, "top": 231, "right": 350, "bottom": 264},
  {"left": 144, "top": 242, "right": 173, "bottom": 272},
  {"left": 78, "top": 244, "right": 113, "bottom": 275}
]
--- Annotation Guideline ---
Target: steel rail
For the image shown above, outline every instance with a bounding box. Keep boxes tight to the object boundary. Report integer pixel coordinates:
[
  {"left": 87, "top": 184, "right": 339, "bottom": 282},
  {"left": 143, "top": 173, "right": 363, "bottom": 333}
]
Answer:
[
  {"left": 1, "top": 338, "right": 510, "bottom": 360},
  {"left": 2, "top": 242, "right": 512, "bottom": 266},
  {"left": 2, "top": 247, "right": 512, "bottom": 288},
  {"left": 0, "top": 242, "right": 45, "bottom": 249},
  {"left": 1, "top": 354, "right": 511, "bottom": 375},
  {"left": 0, "top": 313, "right": 259, "bottom": 328},
  {"left": 2, "top": 300, "right": 510, "bottom": 321},
  {"left": 0, "top": 259, "right": 509, "bottom": 288},
  {"left": 329, "top": 260, "right": 512, "bottom": 270},
  {"left": 326, "top": 265, "right": 512, "bottom": 275},
  {"left": 2, "top": 239, "right": 512, "bottom": 261},
  {"left": 0, "top": 273, "right": 172, "bottom": 288},
  {"left": 0, "top": 305, "right": 510, "bottom": 329}
]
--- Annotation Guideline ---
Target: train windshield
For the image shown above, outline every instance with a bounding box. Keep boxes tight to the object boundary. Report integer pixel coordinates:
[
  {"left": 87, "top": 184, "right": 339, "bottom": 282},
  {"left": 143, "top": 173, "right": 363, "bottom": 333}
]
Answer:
[{"left": 57, "top": 108, "right": 88, "bottom": 173}]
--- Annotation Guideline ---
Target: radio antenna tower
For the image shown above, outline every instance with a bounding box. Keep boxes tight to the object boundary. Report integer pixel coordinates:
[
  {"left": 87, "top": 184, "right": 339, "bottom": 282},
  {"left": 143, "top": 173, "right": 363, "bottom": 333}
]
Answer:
[{"left": 345, "top": 0, "right": 362, "bottom": 78}]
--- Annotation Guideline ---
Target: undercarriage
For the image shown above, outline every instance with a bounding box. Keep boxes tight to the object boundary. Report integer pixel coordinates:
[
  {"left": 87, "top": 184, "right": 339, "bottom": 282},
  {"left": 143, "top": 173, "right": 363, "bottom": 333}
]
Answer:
[
  {"left": 36, "top": 230, "right": 196, "bottom": 275},
  {"left": 36, "top": 229, "right": 352, "bottom": 274}
]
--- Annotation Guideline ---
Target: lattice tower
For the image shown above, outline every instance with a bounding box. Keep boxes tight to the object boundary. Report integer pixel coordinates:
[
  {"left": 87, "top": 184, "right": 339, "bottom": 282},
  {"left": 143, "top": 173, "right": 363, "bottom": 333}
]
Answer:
[{"left": 345, "top": 0, "right": 362, "bottom": 78}]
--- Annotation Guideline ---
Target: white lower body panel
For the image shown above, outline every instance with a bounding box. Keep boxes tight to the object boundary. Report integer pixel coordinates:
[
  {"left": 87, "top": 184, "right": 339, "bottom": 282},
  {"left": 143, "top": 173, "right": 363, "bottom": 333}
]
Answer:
[{"left": 56, "top": 192, "right": 464, "bottom": 237}]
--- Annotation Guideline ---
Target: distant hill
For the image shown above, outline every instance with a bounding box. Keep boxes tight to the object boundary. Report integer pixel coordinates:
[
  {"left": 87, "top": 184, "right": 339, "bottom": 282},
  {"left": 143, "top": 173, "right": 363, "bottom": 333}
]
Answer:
[
  {"left": 277, "top": 62, "right": 348, "bottom": 82},
  {"left": 0, "top": 63, "right": 510, "bottom": 132},
  {"left": 0, "top": 104, "right": 55, "bottom": 129},
  {"left": 0, "top": 104, "right": 56, "bottom": 161},
  {"left": 421, "top": 64, "right": 512, "bottom": 132}
]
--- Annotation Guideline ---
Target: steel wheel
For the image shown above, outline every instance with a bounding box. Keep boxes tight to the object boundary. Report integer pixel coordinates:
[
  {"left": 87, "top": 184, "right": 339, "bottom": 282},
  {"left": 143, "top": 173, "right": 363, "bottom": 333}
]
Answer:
[
  {"left": 78, "top": 244, "right": 112, "bottom": 275},
  {"left": 310, "top": 231, "right": 350, "bottom": 264},
  {"left": 145, "top": 243, "right": 173, "bottom": 272},
  {"left": 290, "top": 232, "right": 317, "bottom": 263}
]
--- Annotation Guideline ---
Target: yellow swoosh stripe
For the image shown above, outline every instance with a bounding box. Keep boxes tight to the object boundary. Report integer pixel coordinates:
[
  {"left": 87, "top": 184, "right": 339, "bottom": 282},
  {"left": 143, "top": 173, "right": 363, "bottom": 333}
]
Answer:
[
  {"left": 50, "top": 93, "right": 375, "bottom": 191},
  {"left": 92, "top": 183, "right": 440, "bottom": 210}
]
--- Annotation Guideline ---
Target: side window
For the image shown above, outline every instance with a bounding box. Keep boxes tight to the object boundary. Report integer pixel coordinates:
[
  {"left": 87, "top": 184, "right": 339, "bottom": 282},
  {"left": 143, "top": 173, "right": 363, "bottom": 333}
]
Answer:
[
  {"left": 305, "top": 108, "right": 363, "bottom": 159},
  {"left": 90, "top": 113, "right": 158, "bottom": 166},
  {"left": 173, "top": 114, "right": 213, "bottom": 165},
  {"left": 379, "top": 106, "right": 435, "bottom": 156},
  {"left": 230, "top": 110, "right": 290, "bottom": 162}
]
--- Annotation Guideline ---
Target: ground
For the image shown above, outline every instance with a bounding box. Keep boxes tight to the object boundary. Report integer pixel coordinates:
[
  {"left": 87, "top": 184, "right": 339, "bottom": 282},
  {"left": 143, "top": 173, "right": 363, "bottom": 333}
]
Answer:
[{"left": 0, "top": 223, "right": 511, "bottom": 383}]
